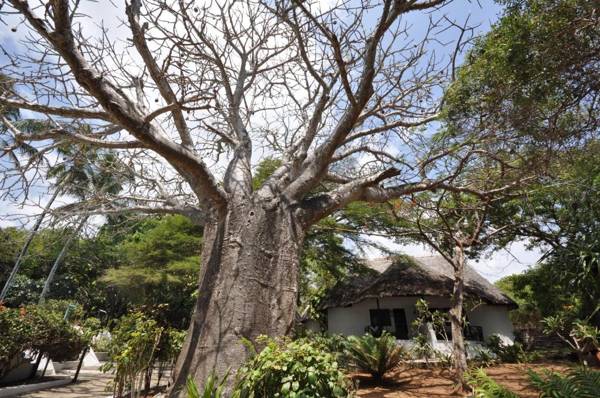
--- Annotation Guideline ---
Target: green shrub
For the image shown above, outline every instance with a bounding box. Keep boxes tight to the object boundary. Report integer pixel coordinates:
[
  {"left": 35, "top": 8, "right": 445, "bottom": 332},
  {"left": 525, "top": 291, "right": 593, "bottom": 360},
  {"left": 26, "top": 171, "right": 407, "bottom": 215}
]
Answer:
[
  {"left": 306, "top": 332, "right": 347, "bottom": 354},
  {"left": 101, "top": 312, "right": 186, "bottom": 397},
  {"left": 409, "top": 333, "right": 435, "bottom": 363},
  {"left": 38, "top": 299, "right": 85, "bottom": 321},
  {"left": 92, "top": 331, "right": 112, "bottom": 352},
  {"left": 233, "top": 336, "right": 353, "bottom": 398},
  {"left": 101, "top": 312, "right": 163, "bottom": 397},
  {"left": 528, "top": 367, "right": 600, "bottom": 398},
  {"left": 486, "top": 335, "right": 531, "bottom": 363},
  {"left": 0, "top": 303, "right": 85, "bottom": 378},
  {"left": 470, "top": 347, "right": 498, "bottom": 367},
  {"left": 344, "top": 332, "right": 405, "bottom": 382},
  {"left": 466, "top": 368, "right": 519, "bottom": 398},
  {"left": 30, "top": 307, "right": 86, "bottom": 362}
]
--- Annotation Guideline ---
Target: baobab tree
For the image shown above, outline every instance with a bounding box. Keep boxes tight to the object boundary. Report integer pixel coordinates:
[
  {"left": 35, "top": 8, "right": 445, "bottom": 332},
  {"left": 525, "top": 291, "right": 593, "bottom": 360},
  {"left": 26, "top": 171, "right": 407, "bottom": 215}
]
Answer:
[{"left": 0, "top": 0, "right": 514, "bottom": 393}]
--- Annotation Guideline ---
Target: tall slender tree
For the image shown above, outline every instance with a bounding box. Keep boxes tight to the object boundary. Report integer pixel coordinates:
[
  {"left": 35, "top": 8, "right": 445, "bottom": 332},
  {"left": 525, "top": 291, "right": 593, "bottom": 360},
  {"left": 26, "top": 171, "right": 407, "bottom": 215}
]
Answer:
[{"left": 396, "top": 190, "right": 516, "bottom": 390}]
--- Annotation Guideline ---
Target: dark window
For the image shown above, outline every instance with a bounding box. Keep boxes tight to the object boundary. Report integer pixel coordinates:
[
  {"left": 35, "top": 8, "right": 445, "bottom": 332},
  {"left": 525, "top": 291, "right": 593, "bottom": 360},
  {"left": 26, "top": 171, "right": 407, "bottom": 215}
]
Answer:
[
  {"left": 369, "top": 309, "right": 391, "bottom": 327},
  {"left": 464, "top": 325, "right": 484, "bottom": 342},
  {"left": 392, "top": 309, "right": 409, "bottom": 339}
]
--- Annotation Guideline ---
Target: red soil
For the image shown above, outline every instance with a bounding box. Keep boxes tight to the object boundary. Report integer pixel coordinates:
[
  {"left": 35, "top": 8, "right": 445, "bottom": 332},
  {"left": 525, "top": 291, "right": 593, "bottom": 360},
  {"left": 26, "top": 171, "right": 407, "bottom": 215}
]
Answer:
[{"left": 354, "top": 362, "right": 574, "bottom": 397}]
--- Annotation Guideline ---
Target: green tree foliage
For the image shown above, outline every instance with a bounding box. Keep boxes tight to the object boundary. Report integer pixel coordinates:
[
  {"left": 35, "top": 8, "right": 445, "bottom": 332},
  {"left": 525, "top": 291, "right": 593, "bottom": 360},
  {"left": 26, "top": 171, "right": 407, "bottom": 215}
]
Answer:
[
  {"left": 495, "top": 142, "right": 600, "bottom": 325},
  {"left": 0, "top": 227, "right": 111, "bottom": 309},
  {"left": 101, "top": 215, "right": 202, "bottom": 328},
  {"left": 445, "top": 0, "right": 599, "bottom": 327},
  {"left": 542, "top": 309, "right": 600, "bottom": 365},
  {"left": 445, "top": 0, "right": 599, "bottom": 146},
  {"left": 1, "top": 214, "right": 202, "bottom": 328}
]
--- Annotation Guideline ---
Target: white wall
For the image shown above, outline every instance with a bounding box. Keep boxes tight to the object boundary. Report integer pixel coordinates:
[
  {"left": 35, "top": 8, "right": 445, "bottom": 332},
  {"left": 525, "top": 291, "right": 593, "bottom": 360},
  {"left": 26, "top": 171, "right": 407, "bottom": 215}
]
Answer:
[
  {"left": 467, "top": 305, "right": 514, "bottom": 344},
  {"left": 326, "top": 296, "right": 514, "bottom": 344}
]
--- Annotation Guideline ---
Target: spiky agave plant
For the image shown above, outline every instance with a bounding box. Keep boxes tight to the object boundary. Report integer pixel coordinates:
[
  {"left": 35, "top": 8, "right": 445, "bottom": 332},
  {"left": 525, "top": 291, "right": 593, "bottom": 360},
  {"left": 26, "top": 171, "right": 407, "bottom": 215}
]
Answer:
[
  {"left": 344, "top": 331, "right": 405, "bottom": 383},
  {"left": 186, "top": 371, "right": 229, "bottom": 398}
]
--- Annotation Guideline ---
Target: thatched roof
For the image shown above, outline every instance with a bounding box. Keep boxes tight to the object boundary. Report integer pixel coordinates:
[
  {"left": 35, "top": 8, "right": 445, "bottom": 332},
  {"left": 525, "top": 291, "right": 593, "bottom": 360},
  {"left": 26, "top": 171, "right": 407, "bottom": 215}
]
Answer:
[{"left": 321, "top": 255, "right": 516, "bottom": 309}]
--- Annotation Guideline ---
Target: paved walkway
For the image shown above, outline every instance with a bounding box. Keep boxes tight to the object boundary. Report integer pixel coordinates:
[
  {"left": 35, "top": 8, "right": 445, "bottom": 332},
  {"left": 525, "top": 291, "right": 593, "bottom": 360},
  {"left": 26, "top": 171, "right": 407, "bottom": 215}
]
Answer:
[
  {"left": 17, "top": 373, "right": 114, "bottom": 398},
  {"left": 17, "top": 369, "right": 171, "bottom": 398}
]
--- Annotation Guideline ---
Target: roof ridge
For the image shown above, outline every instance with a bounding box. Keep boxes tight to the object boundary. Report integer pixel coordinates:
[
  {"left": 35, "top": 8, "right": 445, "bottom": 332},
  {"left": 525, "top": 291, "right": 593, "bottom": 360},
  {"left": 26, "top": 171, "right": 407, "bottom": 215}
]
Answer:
[{"left": 322, "top": 254, "right": 517, "bottom": 309}]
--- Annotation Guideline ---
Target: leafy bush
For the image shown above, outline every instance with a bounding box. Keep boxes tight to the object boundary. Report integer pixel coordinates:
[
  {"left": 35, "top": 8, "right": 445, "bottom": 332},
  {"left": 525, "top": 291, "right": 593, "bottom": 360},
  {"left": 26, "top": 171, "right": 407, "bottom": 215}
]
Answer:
[
  {"left": 528, "top": 367, "right": 600, "bottom": 398},
  {"left": 433, "top": 350, "right": 453, "bottom": 369},
  {"left": 0, "top": 303, "right": 85, "bottom": 378},
  {"left": 344, "top": 332, "right": 405, "bottom": 382},
  {"left": 470, "top": 347, "right": 498, "bottom": 367},
  {"left": 233, "top": 336, "right": 353, "bottom": 398},
  {"left": 466, "top": 368, "right": 519, "bottom": 398},
  {"left": 486, "top": 335, "right": 531, "bottom": 363},
  {"left": 306, "top": 333, "right": 347, "bottom": 354},
  {"left": 151, "top": 326, "right": 186, "bottom": 364},
  {"left": 409, "top": 333, "right": 435, "bottom": 364},
  {"left": 101, "top": 312, "right": 164, "bottom": 397},
  {"left": 101, "top": 311, "right": 185, "bottom": 397},
  {"left": 92, "top": 331, "right": 112, "bottom": 352},
  {"left": 39, "top": 299, "right": 85, "bottom": 321}
]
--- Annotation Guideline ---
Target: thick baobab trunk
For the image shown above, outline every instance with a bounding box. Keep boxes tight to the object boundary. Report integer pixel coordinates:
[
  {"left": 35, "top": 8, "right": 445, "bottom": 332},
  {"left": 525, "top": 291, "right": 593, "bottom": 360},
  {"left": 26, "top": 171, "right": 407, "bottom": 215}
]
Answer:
[
  {"left": 449, "top": 246, "right": 468, "bottom": 391},
  {"left": 168, "top": 201, "right": 304, "bottom": 396}
]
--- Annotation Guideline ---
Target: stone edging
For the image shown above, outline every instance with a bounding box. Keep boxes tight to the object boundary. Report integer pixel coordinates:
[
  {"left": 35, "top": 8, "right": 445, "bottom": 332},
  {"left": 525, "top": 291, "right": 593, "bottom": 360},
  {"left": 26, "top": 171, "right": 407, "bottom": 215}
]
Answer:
[{"left": 0, "top": 377, "right": 71, "bottom": 397}]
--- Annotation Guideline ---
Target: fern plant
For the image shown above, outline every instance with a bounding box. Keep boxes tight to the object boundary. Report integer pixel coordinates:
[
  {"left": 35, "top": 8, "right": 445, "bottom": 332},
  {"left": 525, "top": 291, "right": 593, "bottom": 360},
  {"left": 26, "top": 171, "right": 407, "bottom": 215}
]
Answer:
[
  {"left": 528, "top": 367, "right": 600, "bottom": 398},
  {"left": 466, "top": 368, "right": 519, "bottom": 398},
  {"left": 344, "top": 331, "right": 405, "bottom": 383}
]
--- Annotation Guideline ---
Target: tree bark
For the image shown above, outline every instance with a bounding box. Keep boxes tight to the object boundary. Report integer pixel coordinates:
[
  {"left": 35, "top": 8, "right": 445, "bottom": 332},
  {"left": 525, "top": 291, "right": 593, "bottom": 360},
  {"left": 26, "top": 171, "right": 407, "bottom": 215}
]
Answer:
[
  {"left": 168, "top": 200, "right": 303, "bottom": 396},
  {"left": 449, "top": 246, "right": 468, "bottom": 391}
]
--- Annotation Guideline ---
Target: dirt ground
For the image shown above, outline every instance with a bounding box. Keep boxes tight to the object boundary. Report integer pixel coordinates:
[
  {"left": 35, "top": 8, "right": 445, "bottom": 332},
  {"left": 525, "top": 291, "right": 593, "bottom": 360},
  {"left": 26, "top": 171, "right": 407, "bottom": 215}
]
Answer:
[{"left": 354, "top": 362, "right": 574, "bottom": 397}]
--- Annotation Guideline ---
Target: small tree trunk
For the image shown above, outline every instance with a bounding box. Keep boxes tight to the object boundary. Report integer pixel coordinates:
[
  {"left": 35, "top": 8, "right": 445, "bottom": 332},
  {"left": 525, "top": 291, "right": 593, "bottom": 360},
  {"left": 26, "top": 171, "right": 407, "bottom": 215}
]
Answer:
[
  {"left": 144, "top": 366, "right": 152, "bottom": 392},
  {"left": 168, "top": 201, "right": 303, "bottom": 396},
  {"left": 449, "top": 246, "right": 468, "bottom": 391},
  {"left": 39, "top": 215, "right": 88, "bottom": 304}
]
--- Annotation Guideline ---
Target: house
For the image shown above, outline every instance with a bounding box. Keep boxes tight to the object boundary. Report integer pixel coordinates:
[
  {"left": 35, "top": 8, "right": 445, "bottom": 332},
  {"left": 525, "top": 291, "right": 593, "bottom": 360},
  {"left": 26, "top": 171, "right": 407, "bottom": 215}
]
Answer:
[{"left": 316, "top": 255, "right": 516, "bottom": 352}]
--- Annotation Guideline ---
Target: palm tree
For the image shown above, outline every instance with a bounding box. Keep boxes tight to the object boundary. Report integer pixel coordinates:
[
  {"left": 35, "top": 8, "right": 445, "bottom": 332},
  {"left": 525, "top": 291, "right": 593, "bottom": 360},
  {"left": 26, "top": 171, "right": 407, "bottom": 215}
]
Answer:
[
  {"left": 1, "top": 121, "right": 126, "bottom": 302},
  {"left": 0, "top": 76, "right": 58, "bottom": 302},
  {"left": 0, "top": 179, "right": 68, "bottom": 302},
  {"left": 37, "top": 145, "right": 127, "bottom": 303}
]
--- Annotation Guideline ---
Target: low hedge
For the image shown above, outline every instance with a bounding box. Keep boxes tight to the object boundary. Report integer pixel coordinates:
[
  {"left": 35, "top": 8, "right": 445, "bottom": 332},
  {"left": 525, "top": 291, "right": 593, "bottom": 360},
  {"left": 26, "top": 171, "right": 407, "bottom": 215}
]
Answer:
[{"left": 0, "top": 302, "right": 86, "bottom": 379}]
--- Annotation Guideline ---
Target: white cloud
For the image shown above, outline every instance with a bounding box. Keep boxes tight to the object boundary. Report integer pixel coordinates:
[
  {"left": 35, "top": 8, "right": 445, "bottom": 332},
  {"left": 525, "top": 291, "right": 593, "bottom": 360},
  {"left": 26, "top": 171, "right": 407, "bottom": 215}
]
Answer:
[{"left": 361, "top": 235, "right": 543, "bottom": 282}]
